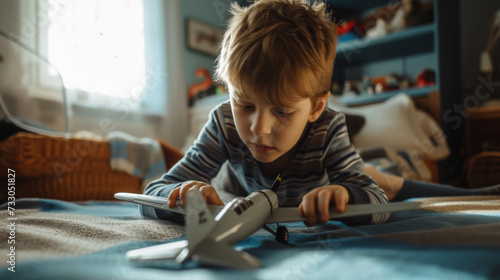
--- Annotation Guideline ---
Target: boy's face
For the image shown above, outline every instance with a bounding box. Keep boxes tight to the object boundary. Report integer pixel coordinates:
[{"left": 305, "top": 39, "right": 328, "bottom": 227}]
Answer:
[{"left": 229, "top": 85, "right": 325, "bottom": 163}]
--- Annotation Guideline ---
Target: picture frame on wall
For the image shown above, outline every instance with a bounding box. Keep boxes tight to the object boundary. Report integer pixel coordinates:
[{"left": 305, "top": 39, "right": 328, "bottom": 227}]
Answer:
[{"left": 186, "top": 18, "right": 223, "bottom": 57}]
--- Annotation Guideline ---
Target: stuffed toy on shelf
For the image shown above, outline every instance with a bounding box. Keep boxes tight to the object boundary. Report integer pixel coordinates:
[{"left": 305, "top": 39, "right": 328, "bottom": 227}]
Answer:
[{"left": 362, "top": 0, "right": 434, "bottom": 39}]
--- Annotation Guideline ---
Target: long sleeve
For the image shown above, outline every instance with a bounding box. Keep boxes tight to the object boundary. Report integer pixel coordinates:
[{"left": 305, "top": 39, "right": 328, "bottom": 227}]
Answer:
[
  {"left": 140, "top": 106, "right": 229, "bottom": 220},
  {"left": 322, "top": 112, "right": 389, "bottom": 224}
]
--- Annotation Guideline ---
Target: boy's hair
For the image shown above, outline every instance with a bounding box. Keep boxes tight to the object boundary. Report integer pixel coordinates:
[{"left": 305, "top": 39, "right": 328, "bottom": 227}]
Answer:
[{"left": 215, "top": 0, "right": 337, "bottom": 108}]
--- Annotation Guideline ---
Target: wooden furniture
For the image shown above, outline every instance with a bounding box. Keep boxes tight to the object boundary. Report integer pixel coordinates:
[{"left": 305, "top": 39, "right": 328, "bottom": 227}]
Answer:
[
  {"left": 464, "top": 105, "right": 500, "bottom": 157},
  {"left": 462, "top": 105, "right": 500, "bottom": 188},
  {"left": 464, "top": 151, "right": 500, "bottom": 188}
]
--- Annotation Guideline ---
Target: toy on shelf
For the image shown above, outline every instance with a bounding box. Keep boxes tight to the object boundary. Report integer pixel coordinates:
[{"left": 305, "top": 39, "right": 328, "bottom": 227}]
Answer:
[
  {"left": 359, "top": 0, "right": 434, "bottom": 39},
  {"left": 415, "top": 68, "right": 435, "bottom": 87},
  {"left": 337, "top": 20, "right": 356, "bottom": 36},
  {"left": 187, "top": 67, "right": 227, "bottom": 106},
  {"left": 336, "top": 68, "right": 439, "bottom": 97},
  {"left": 336, "top": 20, "right": 359, "bottom": 43},
  {"left": 338, "top": 72, "right": 413, "bottom": 97},
  {"left": 359, "top": 75, "right": 375, "bottom": 95},
  {"left": 402, "top": 0, "right": 434, "bottom": 28}
]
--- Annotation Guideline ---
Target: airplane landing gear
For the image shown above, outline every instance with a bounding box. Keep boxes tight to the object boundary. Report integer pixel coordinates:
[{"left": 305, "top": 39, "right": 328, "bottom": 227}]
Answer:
[
  {"left": 276, "top": 225, "right": 289, "bottom": 244},
  {"left": 263, "top": 224, "right": 289, "bottom": 245}
]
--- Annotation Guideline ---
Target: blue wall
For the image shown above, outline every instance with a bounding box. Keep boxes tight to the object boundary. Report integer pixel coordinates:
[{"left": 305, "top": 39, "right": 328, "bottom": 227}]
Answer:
[{"left": 180, "top": 0, "right": 231, "bottom": 95}]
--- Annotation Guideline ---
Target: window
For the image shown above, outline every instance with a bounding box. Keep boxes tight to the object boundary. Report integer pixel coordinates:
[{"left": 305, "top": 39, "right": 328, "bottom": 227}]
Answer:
[
  {"left": 40, "top": 0, "right": 147, "bottom": 107},
  {"left": 30, "top": 0, "right": 186, "bottom": 146}
]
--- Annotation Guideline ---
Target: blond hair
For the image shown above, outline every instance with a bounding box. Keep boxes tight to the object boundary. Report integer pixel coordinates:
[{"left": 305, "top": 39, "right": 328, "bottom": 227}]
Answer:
[{"left": 215, "top": 0, "right": 337, "bottom": 108}]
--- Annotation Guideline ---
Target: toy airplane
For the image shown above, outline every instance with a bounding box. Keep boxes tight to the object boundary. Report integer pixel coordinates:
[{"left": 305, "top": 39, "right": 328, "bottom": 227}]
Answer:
[{"left": 114, "top": 177, "right": 421, "bottom": 269}]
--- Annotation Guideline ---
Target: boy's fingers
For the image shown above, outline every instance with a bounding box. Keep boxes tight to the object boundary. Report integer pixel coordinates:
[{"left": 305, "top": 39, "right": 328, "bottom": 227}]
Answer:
[
  {"left": 209, "top": 193, "right": 225, "bottom": 206},
  {"left": 299, "top": 194, "right": 317, "bottom": 226},
  {"left": 334, "top": 188, "right": 349, "bottom": 213},
  {"left": 199, "top": 186, "right": 224, "bottom": 206},
  {"left": 317, "top": 189, "right": 332, "bottom": 222},
  {"left": 198, "top": 185, "right": 214, "bottom": 203},
  {"left": 168, "top": 187, "right": 180, "bottom": 207},
  {"left": 179, "top": 181, "right": 199, "bottom": 205}
]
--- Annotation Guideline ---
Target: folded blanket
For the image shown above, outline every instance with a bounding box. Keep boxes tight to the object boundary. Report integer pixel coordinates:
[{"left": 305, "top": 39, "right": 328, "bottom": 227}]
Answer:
[
  {"left": 108, "top": 131, "right": 166, "bottom": 188},
  {"left": 358, "top": 145, "right": 431, "bottom": 181}
]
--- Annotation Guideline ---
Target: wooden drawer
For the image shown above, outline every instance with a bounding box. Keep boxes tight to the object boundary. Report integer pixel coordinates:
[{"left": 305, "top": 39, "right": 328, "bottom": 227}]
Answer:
[{"left": 465, "top": 106, "right": 500, "bottom": 157}]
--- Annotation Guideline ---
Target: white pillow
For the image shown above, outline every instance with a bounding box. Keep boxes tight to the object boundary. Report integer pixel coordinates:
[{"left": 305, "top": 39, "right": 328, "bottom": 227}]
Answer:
[
  {"left": 414, "top": 109, "right": 450, "bottom": 161},
  {"left": 330, "top": 93, "right": 450, "bottom": 161}
]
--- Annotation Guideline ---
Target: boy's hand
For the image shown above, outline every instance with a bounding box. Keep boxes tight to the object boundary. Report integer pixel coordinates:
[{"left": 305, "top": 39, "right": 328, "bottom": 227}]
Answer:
[
  {"left": 298, "top": 185, "right": 350, "bottom": 227},
  {"left": 168, "top": 181, "right": 225, "bottom": 207}
]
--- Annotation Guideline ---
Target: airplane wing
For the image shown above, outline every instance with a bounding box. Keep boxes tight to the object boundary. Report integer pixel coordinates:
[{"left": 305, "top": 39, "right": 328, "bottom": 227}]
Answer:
[
  {"left": 192, "top": 238, "right": 261, "bottom": 269},
  {"left": 114, "top": 192, "right": 225, "bottom": 216},
  {"left": 126, "top": 240, "right": 188, "bottom": 262},
  {"left": 266, "top": 201, "right": 422, "bottom": 224}
]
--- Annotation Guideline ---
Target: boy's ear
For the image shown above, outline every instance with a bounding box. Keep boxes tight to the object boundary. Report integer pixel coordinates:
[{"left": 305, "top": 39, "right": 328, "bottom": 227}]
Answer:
[{"left": 309, "top": 91, "right": 330, "bottom": 122}]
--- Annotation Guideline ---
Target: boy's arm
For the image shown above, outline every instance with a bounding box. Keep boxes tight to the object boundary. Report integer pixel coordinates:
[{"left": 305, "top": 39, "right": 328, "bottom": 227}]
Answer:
[
  {"left": 140, "top": 106, "right": 230, "bottom": 220},
  {"left": 324, "top": 113, "right": 389, "bottom": 225}
]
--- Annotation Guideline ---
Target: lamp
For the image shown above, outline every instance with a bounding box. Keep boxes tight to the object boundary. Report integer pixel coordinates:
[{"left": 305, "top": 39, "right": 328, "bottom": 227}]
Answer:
[{"left": 480, "top": 10, "right": 500, "bottom": 74}]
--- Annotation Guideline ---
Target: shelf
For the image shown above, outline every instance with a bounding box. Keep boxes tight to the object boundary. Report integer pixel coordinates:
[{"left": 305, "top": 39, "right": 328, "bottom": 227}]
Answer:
[
  {"left": 335, "top": 24, "right": 435, "bottom": 65},
  {"left": 325, "top": 0, "right": 390, "bottom": 16},
  {"left": 337, "top": 85, "right": 437, "bottom": 106}
]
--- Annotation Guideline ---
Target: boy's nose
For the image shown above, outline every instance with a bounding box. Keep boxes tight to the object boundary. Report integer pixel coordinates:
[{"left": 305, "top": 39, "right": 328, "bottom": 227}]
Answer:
[{"left": 250, "top": 111, "right": 272, "bottom": 136}]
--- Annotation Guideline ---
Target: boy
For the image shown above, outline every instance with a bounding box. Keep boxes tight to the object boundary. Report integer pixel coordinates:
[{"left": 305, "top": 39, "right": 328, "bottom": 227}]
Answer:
[{"left": 141, "top": 0, "right": 389, "bottom": 226}]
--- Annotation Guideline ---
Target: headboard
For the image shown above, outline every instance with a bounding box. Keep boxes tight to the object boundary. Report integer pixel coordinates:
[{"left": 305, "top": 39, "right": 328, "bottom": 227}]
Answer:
[{"left": 410, "top": 91, "right": 441, "bottom": 125}]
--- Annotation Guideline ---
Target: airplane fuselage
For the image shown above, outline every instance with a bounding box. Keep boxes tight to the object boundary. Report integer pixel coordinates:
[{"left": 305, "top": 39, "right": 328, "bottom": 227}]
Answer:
[{"left": 207, "top": 190, "right": 278, "bottom": 245}]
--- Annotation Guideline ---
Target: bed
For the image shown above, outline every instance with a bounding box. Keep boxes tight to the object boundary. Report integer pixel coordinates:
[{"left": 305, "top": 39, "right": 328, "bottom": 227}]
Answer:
[
  {"left": 1, "top": 91, "right": 500, "bottom": 279},
  {"left": 330, "top": 91, "right": 448, "bottom": 183},
  {"left": 1, "top": 195, "right": 500, "bottom": 279}
]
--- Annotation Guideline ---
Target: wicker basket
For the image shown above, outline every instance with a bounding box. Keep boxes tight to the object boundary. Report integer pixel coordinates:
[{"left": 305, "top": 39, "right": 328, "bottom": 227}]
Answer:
[
  {"left": 0, "top": 172, "right": 142, "bottom": 201},
  {"left": 0, "top": 132, "right": 113, "bottom": 177},
  {"left": 0, "top": 132, "right": 142, "bottom": 201},
  {"left": 467, "top": 151, "right": 500, "bottom": 188}
]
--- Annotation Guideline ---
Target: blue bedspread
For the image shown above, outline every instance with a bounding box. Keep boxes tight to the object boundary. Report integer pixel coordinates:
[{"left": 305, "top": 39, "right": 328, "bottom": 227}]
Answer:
[{"left": 2, "top": 196, "right": 500, "bottom": 280}]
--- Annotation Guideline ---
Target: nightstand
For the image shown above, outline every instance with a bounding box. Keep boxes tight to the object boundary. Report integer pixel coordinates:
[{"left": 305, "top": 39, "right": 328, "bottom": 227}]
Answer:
[
  {"left": 465, "top": 104, "right": 500, "bottom": 157},
  {"left": 464, "top": 104, "right": 500, "bottom": 188}
]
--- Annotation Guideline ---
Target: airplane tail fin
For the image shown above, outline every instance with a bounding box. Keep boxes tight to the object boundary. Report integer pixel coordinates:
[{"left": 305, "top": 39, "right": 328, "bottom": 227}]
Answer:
[
  {"left": 176, "top": 188, "right": 216, "bottom": 263},
  {"left": 193, "top": 239, "right": 261, "bottom": 269}
]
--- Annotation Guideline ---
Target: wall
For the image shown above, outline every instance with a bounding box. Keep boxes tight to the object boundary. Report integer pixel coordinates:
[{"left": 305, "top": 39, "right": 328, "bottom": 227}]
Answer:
[
  {"left": 460, "top": 0, "right": 500, "bottom": 101},
  {"left": 179, "top": 0, "right": 231, "bottom": 94},
  {"left": 0, "top": 1, "right": 20, "bottom": 38}
]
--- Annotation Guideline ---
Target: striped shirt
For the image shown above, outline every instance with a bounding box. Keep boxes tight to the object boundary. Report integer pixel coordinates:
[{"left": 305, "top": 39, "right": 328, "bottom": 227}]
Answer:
[{"left": 141, "top": 102, "right": 389, "bottom": 224}]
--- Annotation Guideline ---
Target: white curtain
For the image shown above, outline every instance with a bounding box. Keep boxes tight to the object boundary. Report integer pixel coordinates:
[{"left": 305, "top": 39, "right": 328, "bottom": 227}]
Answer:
[
  {"left": 152, "top": 0, "right": 187, "bottom": 147},
  {"left": 42, "top": 0, "right": 187, "bottom": 146}
]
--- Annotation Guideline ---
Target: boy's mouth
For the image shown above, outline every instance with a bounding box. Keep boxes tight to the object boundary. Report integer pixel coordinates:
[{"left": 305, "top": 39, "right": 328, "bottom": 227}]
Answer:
[{"left": 251, "top": 142, "right": 274, "bottom": 152}]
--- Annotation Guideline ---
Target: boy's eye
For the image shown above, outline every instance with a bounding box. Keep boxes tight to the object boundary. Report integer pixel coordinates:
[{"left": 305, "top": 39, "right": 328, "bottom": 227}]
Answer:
[
  {"left": 272, "top": 108, "right": 291, "bottom": 118},
  {"left": 237, "top": 102, "right": 254, "bottom": 110}
]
